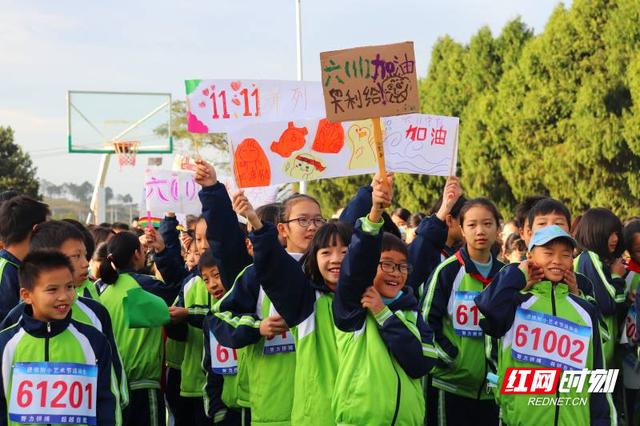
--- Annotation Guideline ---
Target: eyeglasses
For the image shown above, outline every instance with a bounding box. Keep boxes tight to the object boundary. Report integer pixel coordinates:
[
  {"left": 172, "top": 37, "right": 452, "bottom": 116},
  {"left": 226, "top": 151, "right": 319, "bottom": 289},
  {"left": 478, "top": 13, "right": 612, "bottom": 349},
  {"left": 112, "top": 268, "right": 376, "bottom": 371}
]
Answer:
[
  {"left": 378, "top": 261, "right": 412, "bottom": 275},
  {"left": 283, "top": 217, "right": 327, "bottom": 228}
]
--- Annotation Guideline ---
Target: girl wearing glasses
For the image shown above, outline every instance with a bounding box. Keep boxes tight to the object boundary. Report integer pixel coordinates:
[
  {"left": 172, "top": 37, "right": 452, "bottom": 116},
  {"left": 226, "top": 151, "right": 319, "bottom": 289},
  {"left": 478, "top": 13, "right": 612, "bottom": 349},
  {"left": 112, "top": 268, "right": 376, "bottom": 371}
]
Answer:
[
  {"left": 421, "top": 198, "right": 504, "bottom": 425},
  {"left": 332, "top": 173, "right": 438, "bottom": 425}
]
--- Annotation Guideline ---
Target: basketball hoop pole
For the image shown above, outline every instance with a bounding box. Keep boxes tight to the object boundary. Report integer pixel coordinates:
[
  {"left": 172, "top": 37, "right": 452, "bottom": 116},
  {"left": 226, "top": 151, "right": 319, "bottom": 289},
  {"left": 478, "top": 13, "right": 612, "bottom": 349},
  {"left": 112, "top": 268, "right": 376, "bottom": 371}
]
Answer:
[{"left": 87, "top": 153, "right": 110, "bottom": 224}]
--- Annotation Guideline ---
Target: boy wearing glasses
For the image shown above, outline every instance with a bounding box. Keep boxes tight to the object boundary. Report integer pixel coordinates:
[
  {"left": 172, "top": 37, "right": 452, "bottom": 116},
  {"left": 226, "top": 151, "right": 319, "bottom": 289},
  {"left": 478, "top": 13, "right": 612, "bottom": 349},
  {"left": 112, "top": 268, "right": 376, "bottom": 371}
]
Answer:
[{"left": 332, "top": 173, "right": 437, "bottom": 425}]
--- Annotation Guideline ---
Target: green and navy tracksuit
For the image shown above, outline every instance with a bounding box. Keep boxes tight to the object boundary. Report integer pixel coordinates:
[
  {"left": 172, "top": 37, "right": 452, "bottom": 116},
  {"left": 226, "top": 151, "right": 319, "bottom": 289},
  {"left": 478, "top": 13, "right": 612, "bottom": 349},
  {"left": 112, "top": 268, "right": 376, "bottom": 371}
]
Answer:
[
  {"left": 0, "top": 307, "right": 120, "bottom": 426},
  {"left": 76, "top": 279, "right": 100, "bottom": 301},
  {"left": 0, "top": 250, "right": 21, "bottom": 322},
  {"left": 0, "top": 297, "right": 129, "bottom": 409},
  {"left": 575, "top": 251, "right": 626, "bottom": 367},
  {"left": 332, "top": 217, "right": 437, "bottom": 426},
  {"left": 249, "top": 222, "right": 339, "bottom": 425},
  {"left": 203, "top": 315, "right": 248, "bottom": 425},
  {"left": 623, "top": 261, "right": 640, "bottom": 392},
  {"left": 421, "top": 247, "right": 503, "bottom": 400},
  {"left": 475, "top": 265, "right": 616, "bottom": 425}
]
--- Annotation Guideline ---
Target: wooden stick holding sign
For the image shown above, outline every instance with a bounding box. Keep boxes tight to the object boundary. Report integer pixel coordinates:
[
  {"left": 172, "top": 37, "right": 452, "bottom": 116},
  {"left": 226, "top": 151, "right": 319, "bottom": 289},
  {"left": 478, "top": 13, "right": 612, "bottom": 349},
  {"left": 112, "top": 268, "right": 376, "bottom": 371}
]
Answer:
[{"left": 319, "top": 41, "right": 419, "bottom": 209}]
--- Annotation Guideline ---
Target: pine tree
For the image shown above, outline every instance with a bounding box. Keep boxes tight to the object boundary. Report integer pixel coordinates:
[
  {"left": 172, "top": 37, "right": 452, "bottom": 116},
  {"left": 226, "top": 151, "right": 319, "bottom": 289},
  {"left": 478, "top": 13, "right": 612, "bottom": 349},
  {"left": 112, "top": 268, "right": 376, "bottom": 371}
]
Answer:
[{"left": 0, "top": 126, "right": 40, "bottom": 198}]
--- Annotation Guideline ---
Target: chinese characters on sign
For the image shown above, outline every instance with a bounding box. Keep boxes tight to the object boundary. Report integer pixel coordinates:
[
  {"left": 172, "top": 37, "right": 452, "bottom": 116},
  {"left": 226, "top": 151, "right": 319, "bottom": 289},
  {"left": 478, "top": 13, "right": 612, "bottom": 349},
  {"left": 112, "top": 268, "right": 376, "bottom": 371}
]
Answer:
[
  {"left": 144, "top": 169, "right": 202, "bottom": 219},
  {"left": 320, "top": 42, "right": 420, "bottom": 122}
]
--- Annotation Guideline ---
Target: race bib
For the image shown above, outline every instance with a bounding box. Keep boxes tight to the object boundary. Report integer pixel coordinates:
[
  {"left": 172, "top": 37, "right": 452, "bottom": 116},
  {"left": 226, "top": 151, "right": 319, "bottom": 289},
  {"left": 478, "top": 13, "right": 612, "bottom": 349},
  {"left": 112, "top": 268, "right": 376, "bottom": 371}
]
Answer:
[
  {"left": 511, "top": 308, "right": 591, "bottom": 371},
  {"left": 9, "top": 362, "right": 97, "bottom": 425},
  {"left": 209, "top": 331, "right": 238, "bottom": 375},
  {"left": 621, "top": 306, "right": 637, "bottom": 345},
  {"left": 452, "top": 291, "right": 483, "bottom": 337},
  {"left": 263, "top": 304, "right": 295, "bottom": 355}
]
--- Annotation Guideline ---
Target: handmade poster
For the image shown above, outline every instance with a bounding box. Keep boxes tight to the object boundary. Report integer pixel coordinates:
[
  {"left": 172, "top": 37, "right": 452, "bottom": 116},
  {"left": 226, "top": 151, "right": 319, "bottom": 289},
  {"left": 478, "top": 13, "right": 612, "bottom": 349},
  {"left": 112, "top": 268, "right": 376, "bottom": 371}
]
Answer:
[
  {"left": 185, "top": 79, "right": 325, "bottom": 133},
  {"left": 219, "top": 176, "right": 279, "bottom": 208},
  {"left": 144, "top": 169, "right": 202, "bottom": 220},
  {"left": 320, "top": 41, "right": 419, "bottom": 122},
  {"left": 228, "top": 114, "right": 458, "bottom": 188},
  {"left": 382, "top": 113, "right": 458, "bottom": 176}
]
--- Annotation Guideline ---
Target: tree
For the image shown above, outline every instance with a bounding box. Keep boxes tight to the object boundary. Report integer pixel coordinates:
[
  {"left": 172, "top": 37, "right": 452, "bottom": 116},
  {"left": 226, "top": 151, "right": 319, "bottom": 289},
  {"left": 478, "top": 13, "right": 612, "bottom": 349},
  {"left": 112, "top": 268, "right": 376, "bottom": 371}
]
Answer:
[{"left": 0, "top": 127, "right": 39, "bottom": 198}]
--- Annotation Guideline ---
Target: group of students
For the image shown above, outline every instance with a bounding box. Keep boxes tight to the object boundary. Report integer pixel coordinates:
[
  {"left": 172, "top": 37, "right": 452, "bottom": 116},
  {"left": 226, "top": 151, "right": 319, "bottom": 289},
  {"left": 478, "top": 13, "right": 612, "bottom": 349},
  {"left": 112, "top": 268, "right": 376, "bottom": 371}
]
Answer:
[{"left": 0, "top": 161, "right": 638, "bottom": 425}]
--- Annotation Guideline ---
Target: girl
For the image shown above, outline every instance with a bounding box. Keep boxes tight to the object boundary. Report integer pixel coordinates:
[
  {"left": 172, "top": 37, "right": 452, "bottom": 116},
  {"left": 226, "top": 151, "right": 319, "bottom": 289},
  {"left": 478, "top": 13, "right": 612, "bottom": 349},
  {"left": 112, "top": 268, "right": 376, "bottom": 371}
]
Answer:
[
  {"left": 234, "top": 186, "right": 352, "bottom": 425},
  {"left": 422, "top": 197, "right": 504, "bottom": 425},
  {"left": 332, "top": 172, "right": 436, "bottom": 425},
  {"left": 97, "top": 231, "right": 180, "bottom": 426},
  {"left": 621, "top": 219, "right": 640, "bottom": 424},
  {"left": 503, "top": 232, "right": 527, "bottom": 264},
  {"left": 574, "top": 207, "right": 626, "bottom": 368}
]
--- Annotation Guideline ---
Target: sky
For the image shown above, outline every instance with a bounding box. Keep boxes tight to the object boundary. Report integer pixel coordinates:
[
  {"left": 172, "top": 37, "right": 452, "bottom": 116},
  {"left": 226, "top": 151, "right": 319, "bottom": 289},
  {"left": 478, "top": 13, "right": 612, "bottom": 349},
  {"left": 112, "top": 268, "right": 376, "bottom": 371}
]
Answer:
[{"left": 0, "top": 0, "right": 571, "bottom": 198}]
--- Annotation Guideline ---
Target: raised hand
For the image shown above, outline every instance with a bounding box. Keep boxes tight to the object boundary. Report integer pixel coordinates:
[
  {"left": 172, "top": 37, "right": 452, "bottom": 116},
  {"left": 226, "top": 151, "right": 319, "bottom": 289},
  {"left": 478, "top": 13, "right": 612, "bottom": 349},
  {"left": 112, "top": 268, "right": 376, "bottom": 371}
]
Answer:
[
  {"left": 232, "top": 190, "right": 263, "bottom": 231},
  {"left": 194, "top": 159, "right": 217, "bottom": 188}
]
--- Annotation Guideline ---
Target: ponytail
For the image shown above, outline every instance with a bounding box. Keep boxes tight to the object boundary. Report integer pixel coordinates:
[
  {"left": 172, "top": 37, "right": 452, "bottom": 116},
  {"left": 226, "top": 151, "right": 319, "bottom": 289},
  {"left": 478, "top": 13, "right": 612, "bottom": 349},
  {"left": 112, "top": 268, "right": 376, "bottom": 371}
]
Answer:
[{"left": 99, "top": 231, "right": 141, "bottom": 285}]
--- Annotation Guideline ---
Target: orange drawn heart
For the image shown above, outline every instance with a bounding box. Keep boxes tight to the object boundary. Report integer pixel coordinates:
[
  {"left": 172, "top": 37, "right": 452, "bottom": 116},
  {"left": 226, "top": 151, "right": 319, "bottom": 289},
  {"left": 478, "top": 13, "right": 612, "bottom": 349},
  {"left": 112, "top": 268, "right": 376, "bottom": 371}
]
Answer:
[
  {"left": 231, "top": 98, "right": 241, "bottom": 106},
  {"left": 202, "top": 88, "right": 209, "bottom": 96},
  {"left": 231, "top": 81, "right": 242, "bottom": 91}
]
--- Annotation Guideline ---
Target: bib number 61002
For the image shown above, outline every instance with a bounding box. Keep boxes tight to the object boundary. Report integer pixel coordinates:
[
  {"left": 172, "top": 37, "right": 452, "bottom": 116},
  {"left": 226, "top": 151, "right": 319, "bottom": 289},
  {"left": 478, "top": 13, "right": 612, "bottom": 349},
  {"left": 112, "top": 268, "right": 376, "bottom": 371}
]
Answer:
[{"left": 514, "top": 323, "right": 585, "bottom": 364}]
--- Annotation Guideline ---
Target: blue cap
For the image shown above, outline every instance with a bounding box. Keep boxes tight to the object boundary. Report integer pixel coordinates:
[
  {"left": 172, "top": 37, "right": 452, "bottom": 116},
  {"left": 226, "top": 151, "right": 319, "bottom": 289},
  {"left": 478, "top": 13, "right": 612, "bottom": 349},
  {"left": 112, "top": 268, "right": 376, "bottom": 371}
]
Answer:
[{"left": 528, "top": 225, "right": 576, "bottom": 252}]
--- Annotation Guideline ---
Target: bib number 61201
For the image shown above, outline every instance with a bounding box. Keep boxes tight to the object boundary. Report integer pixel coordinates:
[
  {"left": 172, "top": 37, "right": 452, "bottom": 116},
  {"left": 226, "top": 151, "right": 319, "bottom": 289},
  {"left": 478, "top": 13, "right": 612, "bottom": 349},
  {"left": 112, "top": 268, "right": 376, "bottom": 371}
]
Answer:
[{"left": 16, "top": 380, "right": 93, "bottom": 410}]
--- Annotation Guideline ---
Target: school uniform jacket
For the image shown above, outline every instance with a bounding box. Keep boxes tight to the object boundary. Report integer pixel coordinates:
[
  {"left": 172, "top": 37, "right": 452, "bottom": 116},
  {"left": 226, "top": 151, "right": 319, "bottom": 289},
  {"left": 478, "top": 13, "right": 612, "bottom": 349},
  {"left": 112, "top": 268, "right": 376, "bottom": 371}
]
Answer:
[
  {"left": 0, "top": 250, "right": 21, "bottom": 323},
  {"left": 0, "top": 297, "right": 128, "bottom": 409},
  {"left": 421, "top": 246, "right": 504, "bottom": 399},
  {"left": 332, "top": 219, "right": 437, "bottom": 426},
  {"left": 0, "top": 308, "right": 120, "bottom": 426},
  {"left": 475, "top": 265, "right": 615, "bottom": 426}
]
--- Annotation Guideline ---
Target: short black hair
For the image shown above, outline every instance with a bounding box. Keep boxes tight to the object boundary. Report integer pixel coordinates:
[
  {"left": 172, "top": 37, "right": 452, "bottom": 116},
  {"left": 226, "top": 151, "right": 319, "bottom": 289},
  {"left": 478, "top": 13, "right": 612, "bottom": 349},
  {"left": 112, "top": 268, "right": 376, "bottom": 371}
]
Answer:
[
  {"left": 302, "top": 220, "right": 353, "bottom": 285},
  {"left": 504, "top": 233, "right": 526, "bottom": 257},
  {"left": 30, "top": 220, "right": 85, "bottom": 252},
  {"left": 460, "top": 198, "right": 502, "bottom": 226},
  {"left": 515, "top": 195, "right": 547, "bottom": 229},
  {"left": 623, "top": 220, "right": 640, "bottom": 254},
  {"left": 392, "top": 208, "right": 411, "bottom": 222},
  {"left": 0, "top": 190, "right": 19, "bottom": 203},
  {"left": 256, "top": 203, "right": 281, "bottom": 225},
  {"left": 91, "top": 226, "right": 115, "bottom": 247},
  {"left": 199, "top": 249, "right": 220, "bottom": 271},
  {"left": 381, "top": 232, "right": 408, "bottom": 258},
  {"left": 20, "top": 250, "right": 74, "bottom": 291},
  {"left": 408, "top": 213, "right": 426, "bottom": 228},
  {"left": 0, "top": 196, "right": 50, "bottom": 246},
  {"left": 526, "top": 198, "right": 571, "bottom": 230},
  {"left": 575, "top": 207, "right": 623, "bottom": 261},
  {"left": 430, "top": 196, "right": 467, "bottom": 219},
  {"left": 112, "top": 222, "right": 130, "bottom": 231},
  {"left": 62, "top": 219, "right": 95, "bottom": 260}
]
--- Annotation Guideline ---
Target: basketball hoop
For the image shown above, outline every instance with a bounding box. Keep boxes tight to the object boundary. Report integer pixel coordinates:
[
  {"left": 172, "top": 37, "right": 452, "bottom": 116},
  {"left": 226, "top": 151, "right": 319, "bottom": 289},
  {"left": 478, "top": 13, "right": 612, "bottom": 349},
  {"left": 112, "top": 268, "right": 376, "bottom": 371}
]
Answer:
[{"left": 112, "top": 140, "right": 140, "bottom": 168}]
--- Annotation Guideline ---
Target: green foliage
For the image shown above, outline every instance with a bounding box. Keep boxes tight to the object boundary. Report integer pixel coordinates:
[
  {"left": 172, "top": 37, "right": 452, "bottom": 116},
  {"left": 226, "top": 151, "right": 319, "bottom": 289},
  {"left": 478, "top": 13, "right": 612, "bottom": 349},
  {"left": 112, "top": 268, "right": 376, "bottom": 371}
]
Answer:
[{"left": 0, "top": 126, "right": 39, "bottom": 198}]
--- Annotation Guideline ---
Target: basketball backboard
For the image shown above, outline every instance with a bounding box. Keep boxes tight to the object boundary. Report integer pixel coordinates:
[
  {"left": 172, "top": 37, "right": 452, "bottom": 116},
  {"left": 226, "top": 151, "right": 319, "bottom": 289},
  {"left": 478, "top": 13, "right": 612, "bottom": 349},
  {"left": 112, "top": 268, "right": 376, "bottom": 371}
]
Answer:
[{"left": 67, "top": 90, "right": 173, "bottom": 154}]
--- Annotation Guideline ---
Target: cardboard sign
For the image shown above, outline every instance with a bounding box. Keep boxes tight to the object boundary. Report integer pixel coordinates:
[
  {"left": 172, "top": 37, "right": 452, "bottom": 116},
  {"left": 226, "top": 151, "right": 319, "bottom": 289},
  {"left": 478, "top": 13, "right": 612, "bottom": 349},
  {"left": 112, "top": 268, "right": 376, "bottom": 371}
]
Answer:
[
  {"left": 185, "top": 79, "right": 325, "bottom": 133},
  {"left": 144, "top": 169, "right": 202, "bottom": 219},
  {"left": 320, "top": 41, "right": 419, "bottom": 122},
  {"left": 228, "top": 114, "right": 458, "bottom": 188}
]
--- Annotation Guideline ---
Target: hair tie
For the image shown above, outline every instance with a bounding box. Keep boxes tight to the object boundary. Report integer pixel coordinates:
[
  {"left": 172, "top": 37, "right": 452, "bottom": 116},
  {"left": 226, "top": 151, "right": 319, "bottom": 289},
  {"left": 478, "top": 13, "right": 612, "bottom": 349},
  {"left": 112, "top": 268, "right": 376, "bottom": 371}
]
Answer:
[{"left": 106, "top": 254, "right": 117, "bottom": 271}]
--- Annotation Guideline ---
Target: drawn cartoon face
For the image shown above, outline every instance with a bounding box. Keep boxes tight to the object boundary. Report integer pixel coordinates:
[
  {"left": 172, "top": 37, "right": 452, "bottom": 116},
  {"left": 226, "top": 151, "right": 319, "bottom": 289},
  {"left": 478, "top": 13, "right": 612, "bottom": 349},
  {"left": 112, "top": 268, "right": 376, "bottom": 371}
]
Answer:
[
  {"left": 383, "top": 76, "right": 410, "bottom": 104},
  {"left": 283, "top": 152, "right": 326, "bottom": 180},
  {"left": 295, "top": 158, "right": 314, "bottom": 174}
]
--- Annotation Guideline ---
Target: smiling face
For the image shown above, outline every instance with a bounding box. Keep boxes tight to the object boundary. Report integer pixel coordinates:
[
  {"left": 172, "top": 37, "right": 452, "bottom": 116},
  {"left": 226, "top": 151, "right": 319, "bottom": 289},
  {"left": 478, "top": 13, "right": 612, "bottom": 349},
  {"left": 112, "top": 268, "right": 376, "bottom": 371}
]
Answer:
[
  {"left": 58, "top": 238, "right": 89, "bottom": 286},
  {"left": 461, "top": 206, "right": 498, "bottom": 252},
  {"left": 316, "top": 241, "right": 348, "bottom": 291},
  {"left": 202, "top": 265, "right": 225, "bottom": 300},
  {"left": 530, "top": 239, "right": 574, "bottom": 283},
  {"left": 21, "top": 267, "right": 75, "bottom": 322},
  {"left": 373, "top": 250, "right": 408, "bottom": 299}
]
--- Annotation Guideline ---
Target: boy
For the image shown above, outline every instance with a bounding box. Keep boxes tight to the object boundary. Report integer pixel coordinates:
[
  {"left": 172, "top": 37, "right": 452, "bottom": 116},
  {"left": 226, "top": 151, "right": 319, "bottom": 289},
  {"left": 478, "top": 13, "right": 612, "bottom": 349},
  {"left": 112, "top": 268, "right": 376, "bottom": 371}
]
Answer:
[
  {"left": 0, "top": 196, "right": 50, "bottom": 321},
  {"left": 475, "top": 226, "right": 615, "bottom": 425},
  {"left": 1, "top": 220, "right": 128, "bottom": 409},
  {"left": 0, "top": 250, "right": 119, "bottom": 425}
]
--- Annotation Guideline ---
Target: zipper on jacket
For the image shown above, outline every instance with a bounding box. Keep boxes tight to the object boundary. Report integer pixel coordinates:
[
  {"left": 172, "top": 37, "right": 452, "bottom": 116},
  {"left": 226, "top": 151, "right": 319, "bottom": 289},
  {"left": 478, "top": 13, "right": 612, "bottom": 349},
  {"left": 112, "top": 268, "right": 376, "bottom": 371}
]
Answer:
[
  {"left": 45, "top": 321, "right": 51, "bottom": 426},
  {"left": 551, "top": 284, "right": 560, "bottom": 426},
  {"left": 389, "top": 350, "right": 402, "bottom": 426}
]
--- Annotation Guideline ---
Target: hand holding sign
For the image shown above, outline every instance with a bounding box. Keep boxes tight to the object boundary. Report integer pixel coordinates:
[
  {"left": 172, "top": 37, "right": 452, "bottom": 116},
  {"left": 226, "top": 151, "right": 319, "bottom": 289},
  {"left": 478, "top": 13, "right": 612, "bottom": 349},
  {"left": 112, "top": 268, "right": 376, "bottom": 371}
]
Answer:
[
  {"left": 194, "top": 159, "right": 217, "bottom": 188},
  {"left": 232, "top": 191, "right": 263, "bottom": 232},
  {"left": 369, "top": 172, "right": 393, "bottom": 223}
]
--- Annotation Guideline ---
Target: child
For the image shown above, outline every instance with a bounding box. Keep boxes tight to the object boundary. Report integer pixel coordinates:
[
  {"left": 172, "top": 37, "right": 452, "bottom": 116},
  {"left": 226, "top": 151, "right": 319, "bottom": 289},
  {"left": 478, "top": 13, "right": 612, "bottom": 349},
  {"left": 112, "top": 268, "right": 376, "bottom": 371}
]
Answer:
[
  {"left": 514, "top": 195, "right": 547, "bottom": 246},
  {"left": 232, "top": 187, "right": 351, "bottom": 425},
  {"left": 574, "top": 207, "right": 626, "bottom": 367},
  {"left": 0, "top": 250, "right": 119, "bottom": 425},
  {"left": 475, "top": 226, "right": 616, "bottom": 425},
  {"left": 202, "top": 249, "right": 250, "bottom": 425},
  {"left": 97, "top": 231, "right": 180, "bottom": 426},
  {"left": 503, "top": 233, "right": 527, "bottom": 264},
  {"left": 0, "top": 195, "right": 50, "bottom": 321},
  {"left": 332, "top": 172, "right": 437, "bottom": 425},
  {"left": 1, "top": 220, "right": 129, "bottom": 409},
  {"left": 623, "top": 220, "right": 640, "bottom": 425},
  {"left": 421, "top": 197, "right": 504, "bottom": 425},
  {"left": 62, "top": 219, "right": 100, "bottom": 300}
]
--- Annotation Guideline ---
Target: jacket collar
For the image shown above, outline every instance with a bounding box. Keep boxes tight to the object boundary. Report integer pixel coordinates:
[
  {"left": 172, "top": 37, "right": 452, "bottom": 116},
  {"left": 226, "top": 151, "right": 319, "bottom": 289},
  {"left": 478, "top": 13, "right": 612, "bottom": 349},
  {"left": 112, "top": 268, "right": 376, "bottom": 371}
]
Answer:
[
  {"left": 455, "top": 245, "right": 503, "bottom": 287},
  {"left": 0, "top": 249, "right": 21, "bottom": 268},
  {"left": 527, "top": 280, "right": 570, "bottom": 297},
  {"left": 388, "top": 286, "right": 418, "bottom": 311},
  {"left": 20, "top": 305, "right": 72, "bottom": 338}
]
